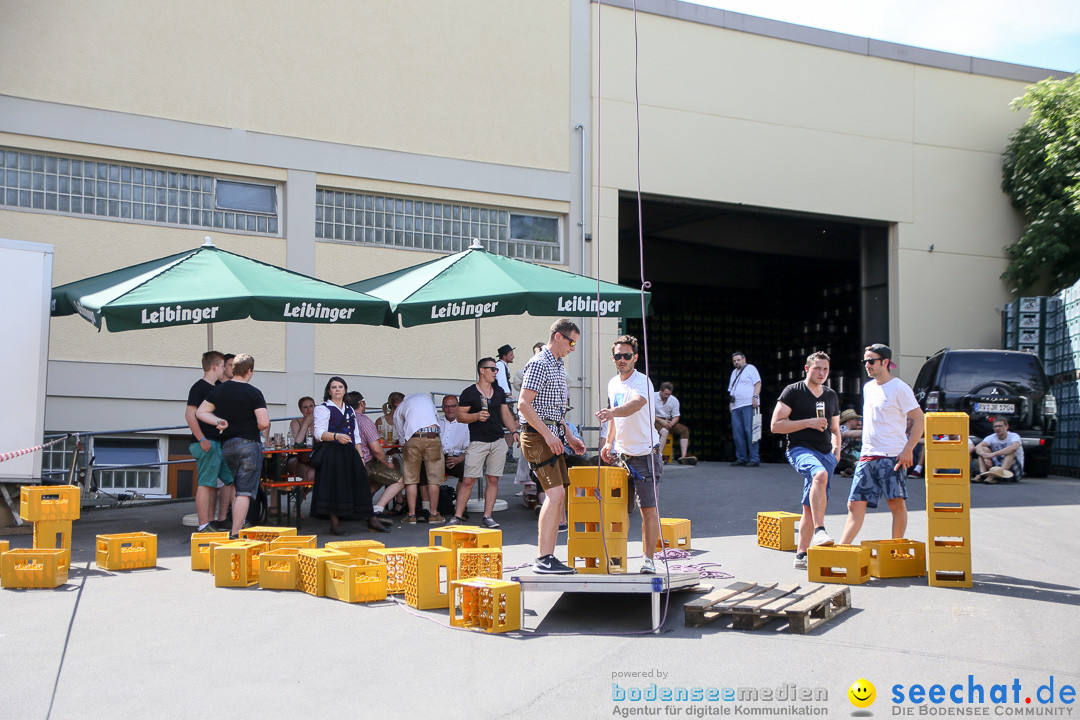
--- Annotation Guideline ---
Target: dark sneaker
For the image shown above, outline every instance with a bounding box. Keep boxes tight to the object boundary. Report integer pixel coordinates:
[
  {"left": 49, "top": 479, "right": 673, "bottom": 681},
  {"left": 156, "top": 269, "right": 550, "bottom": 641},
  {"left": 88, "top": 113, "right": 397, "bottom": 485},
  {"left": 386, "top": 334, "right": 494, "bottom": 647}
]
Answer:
[
  {"left": 444, "top": 516, "right": 464, "bottom": 526},
  {"left": 196, "top": 524, "right": 221, "bottom": 534},
  {"left": 558, "top": 523, "right": 568, "bottom": 533},
  {"left": 479, "top": 516, "right": 500, "bottom": 529},
  {"left": 534, "top": 554, "right": 577, "bottom": 574},
  {"left": 746, "top": 461, "right": 759, "bottom": 467},
  {"left": 730, "top": 461, "right": 746, "bottom": 467},
  {"left": 210, "top": 520, "right": 231, "bottom": 532}
]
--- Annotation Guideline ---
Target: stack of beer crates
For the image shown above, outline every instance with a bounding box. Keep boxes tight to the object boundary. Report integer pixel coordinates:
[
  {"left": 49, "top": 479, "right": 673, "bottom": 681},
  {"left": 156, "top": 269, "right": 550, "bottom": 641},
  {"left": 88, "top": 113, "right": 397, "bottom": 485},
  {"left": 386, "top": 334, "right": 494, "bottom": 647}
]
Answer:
[
  {"left": 923, "top": 413, "right": 972, "bottom": 588},
  {"left": 566, "top": 467, "right": 629, "bottom": 573},
  {"left": 1, "top": 485, "right": 80, "bottom": 589}
]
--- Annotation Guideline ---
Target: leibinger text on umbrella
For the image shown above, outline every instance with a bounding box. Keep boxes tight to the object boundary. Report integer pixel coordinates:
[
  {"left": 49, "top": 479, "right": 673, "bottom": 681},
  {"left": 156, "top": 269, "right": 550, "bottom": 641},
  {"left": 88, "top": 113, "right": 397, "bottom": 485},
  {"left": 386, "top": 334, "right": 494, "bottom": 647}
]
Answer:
[
  {"left": 430, "top": 300, "right": 500, "bottom": 319},
  {"left": 558, "top": 295, "right": 623, "bottom": 316},
  {"left": 282, "top": 302, "right": 356, "bottom": 322},
  {"left": 141, "top": 305, "right": 221, "bottom": 325}
]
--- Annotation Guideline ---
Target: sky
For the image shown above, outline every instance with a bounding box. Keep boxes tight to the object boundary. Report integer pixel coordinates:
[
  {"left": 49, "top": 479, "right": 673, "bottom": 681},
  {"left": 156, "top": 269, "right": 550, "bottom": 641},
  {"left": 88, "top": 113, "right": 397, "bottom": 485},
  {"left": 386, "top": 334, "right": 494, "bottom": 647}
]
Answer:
[{"left": 688, "top": 0, "right": 1080, "bottom": 73}]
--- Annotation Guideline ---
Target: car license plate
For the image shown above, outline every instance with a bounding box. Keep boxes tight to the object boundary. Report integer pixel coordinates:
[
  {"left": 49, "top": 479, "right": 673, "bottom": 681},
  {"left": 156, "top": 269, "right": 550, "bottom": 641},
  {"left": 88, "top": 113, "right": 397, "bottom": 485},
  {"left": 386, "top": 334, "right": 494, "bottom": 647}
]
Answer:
[{"left": 975, "top": 402, "right": 1014, "bottom": 414}]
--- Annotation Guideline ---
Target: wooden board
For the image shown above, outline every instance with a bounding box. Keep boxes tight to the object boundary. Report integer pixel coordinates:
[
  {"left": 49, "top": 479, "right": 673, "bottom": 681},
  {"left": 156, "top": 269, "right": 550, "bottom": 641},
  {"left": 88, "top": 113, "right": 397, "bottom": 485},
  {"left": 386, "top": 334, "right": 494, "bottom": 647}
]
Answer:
[{"left": 684, "top": 580, "right": 852, "bottom": 634}]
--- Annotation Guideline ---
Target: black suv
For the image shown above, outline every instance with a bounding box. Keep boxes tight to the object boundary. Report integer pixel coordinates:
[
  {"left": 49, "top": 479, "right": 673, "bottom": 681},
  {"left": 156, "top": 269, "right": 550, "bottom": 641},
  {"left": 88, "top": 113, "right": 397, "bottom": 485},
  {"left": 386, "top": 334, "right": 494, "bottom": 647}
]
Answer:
[{"left": 912, "top": 349, "right": 1057, "bottom": 476}]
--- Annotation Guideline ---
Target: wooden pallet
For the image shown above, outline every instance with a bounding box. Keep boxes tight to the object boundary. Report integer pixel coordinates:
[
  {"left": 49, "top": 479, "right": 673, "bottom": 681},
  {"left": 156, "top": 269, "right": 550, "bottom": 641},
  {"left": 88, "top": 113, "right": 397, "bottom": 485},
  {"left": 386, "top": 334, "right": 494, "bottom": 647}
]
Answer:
[{"left": 683, "top": 580, "right": 851, "bottom": 633}]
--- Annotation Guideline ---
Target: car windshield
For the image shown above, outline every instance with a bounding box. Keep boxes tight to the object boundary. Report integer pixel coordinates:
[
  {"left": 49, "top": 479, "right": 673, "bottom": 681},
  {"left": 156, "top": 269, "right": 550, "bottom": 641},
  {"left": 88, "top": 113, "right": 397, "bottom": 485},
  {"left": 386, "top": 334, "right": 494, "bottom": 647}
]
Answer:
[{"left": 941, "top": 353, "right": 1045, "bottom": 394}]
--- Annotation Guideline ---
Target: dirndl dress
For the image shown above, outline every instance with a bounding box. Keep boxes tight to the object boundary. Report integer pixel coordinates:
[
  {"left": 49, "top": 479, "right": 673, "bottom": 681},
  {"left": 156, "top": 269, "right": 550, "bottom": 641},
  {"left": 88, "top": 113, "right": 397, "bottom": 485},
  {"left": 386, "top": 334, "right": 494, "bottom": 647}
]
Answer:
[{"left": 310, "top": 402, "right": 374, "bottom": 520}]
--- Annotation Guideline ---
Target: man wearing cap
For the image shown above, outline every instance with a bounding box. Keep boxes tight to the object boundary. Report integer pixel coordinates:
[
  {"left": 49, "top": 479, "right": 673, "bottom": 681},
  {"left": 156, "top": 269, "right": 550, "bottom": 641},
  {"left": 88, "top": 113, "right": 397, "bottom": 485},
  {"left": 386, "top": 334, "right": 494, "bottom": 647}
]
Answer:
[
  {"left": 495, "top": 344, "right": 515, "bottom": 401},
  {"left": 839, "top": 344, "right": 924, "bottom": 545},
  {"left": 770, "top": 351, "right": 841, "bottom": 570},
  {"left": 836, "top": 409, "right": 863, "bottom": 477},
  {"left": 974, "top": 417, "right": 1023, "bottom": 483}
]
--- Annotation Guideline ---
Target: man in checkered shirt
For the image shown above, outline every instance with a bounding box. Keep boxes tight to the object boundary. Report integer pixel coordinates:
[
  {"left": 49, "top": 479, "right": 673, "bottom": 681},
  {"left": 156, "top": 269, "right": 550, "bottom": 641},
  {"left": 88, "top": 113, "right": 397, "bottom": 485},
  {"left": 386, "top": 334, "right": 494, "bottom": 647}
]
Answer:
[{"left": 518, "top": 318, "right": 586, "bottom": 574}]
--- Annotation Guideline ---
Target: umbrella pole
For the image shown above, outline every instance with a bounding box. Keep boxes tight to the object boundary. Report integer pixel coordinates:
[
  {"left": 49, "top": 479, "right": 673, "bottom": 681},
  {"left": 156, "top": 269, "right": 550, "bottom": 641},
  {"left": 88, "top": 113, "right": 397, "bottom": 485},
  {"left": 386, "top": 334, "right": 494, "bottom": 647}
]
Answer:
[
  {"left": 474, "top": 318, "right": 481, "bottom": 366},
  {"left": 207, "top": 323, "right": 213, "bottom": 352}
]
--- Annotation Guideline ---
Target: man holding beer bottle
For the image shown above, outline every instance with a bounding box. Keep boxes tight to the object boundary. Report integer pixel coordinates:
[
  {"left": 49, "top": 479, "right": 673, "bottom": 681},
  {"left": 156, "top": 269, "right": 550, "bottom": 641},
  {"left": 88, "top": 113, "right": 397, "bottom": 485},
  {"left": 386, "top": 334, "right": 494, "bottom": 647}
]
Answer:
[
  {"left": 769, "top": 351, "right": 841, "bottom": 570},
  {"left": 448, "top": 357, "right": 521, "bottom": 529}
]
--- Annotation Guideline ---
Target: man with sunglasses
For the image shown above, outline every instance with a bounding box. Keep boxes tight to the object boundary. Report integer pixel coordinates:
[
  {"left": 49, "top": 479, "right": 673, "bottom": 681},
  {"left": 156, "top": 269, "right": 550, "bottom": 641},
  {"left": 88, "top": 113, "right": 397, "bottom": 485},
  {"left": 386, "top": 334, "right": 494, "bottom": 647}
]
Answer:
[
  {"left": 519, "top": 318, "right": 586, "bottom": 574},
  {"left": 838, "top": 343, "right": 923, "bottom": 545},
  {"left": 448, "top": 359, "right": 520, "bottom": 528},
  {"left": 596, "top": 335, "right": 663, "bottom": 574}
]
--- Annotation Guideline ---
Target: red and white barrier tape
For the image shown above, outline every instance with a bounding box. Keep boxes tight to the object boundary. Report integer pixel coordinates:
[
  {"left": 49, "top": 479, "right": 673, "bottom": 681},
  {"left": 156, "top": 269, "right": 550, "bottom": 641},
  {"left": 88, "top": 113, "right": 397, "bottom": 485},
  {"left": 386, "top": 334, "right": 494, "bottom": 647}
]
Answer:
[{"left": 0, "top": 433, "right": 77, "bottom": 464}]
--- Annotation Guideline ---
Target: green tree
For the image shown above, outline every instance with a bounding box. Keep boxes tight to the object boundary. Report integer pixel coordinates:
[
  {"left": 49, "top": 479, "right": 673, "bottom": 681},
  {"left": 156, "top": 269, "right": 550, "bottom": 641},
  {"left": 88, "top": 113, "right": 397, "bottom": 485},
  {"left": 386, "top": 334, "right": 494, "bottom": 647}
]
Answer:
[{"left": 1001, "top": 74, "right": 1080, "bottom": 294}]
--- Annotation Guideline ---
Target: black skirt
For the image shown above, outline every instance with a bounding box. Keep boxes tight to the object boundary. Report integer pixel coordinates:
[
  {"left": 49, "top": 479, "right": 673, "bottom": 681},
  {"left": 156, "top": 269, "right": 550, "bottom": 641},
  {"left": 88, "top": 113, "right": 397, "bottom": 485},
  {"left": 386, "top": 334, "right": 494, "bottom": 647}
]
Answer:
[{"left": 310, "top": 442, "right": 374, "bottom": 520}]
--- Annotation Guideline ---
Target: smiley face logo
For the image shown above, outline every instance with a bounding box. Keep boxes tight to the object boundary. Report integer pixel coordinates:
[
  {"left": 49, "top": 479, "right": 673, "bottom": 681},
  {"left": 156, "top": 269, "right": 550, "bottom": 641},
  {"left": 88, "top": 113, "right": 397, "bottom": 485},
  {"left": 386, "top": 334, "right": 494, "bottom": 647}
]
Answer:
[{"left": 848, "top": 679, "right": 876, "bottom": 708}]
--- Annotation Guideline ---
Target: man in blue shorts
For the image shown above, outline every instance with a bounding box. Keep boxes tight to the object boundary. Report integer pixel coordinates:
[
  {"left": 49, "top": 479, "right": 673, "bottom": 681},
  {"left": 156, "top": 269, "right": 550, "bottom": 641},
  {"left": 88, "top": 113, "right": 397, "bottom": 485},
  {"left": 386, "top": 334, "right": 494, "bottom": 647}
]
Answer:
[
  {"left": 770, "top": 351, "right": 841, "bottom": 570},
  {"left": 839, "top": 344, "right": 924, "bottom": 545}
]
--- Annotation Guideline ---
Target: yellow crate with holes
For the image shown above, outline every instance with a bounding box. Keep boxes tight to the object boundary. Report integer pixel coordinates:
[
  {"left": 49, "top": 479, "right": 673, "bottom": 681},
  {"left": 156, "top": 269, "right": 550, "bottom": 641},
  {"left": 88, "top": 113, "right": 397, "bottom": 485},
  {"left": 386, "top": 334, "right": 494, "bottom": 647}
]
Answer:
[
  {"left": 207, "top": 539, "right": 250, "bottom": 575},
  {"left": 1, "top": 548, "right": 69, "bottom": 589},
  {"left": 926, "top": 483, "right": 971, "bottom": 518},
  {"left": 456, "top": 547, "right": 503, "bottom": 581},
  {"left": 568, "top": 502, "right": 629, "bottom": 540},
  {"left": 33, "top": 520, "right": 72, "bottom": 551},
  {"left": 368, "top": 548, "right": 415, "bottom": 594},
  {"left": 807, "top": 544, "right": 870, "bottom": 585},
  {"left": 258, "top": 548, "right": 301, "bottom": 590},
  {"left": 429, "top": 525, "right": 479, "bottom": 548},
  {"left": 269, "top": 535, "right": 318, "bottom": 550},
  {"left": 20, "top": 485, "right": 81, "bottom": 522},
  {"left": 928, "top": 551, "right": 972, "bottom": 587},
  {"left": 450, "top": 577, "right": 521, "bottom": 634},
  {"left": 0, "top": 541, "right": 7, "bottom": 554},
  {"left": 190, "top": 532, "right": 230, "bottom": 570},
  {"left": 568, "top": 466, "right": 629, "bottom": 505},
  {"left": 213, "top": 541, "right": 267, "bottom": 587},
  {"left": 325, "top": 539, "right": 385, "bottom": 560},
  {"left": 925, "top": 413, "right": 971, "bottom": 484},
  {"left": 927, "top": 516, "right": 971, "bottom": 551},
  {"left": 568, "top": 536, "right": 628, "bottom": 574},
  {"left": 656, "top": 518, "right": 691, "bottom": 551},
  {"left": 324, "top": 558, "right": 388, "bottom": 603},
  {"left": 862, "top": 538, "right": 927, "bottom": 578},
  {"left": 96, "top": 532, "right": 157, "bottom": 571},
  {"left": 403, "top": 546, "right": 453, "bottom": 609},
  {"left": 756, "top": 511, "right": 799, "bottom": 551},
  {"left": 238, "top": 526, "right": 297, "bottom": 543},
  {"left": 297, "top": 548, "right": 351, "bottom": 596},
  {"left": 428, "top": 528, "right": 501, "bottom": 580}
]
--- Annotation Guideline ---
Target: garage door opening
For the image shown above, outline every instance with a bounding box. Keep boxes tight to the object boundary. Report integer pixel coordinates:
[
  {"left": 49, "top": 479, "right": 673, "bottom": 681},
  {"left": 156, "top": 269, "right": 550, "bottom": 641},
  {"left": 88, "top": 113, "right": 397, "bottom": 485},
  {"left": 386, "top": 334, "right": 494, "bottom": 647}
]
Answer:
[{"left": 619, "top": 193, "right": 889, "bottom": 463}]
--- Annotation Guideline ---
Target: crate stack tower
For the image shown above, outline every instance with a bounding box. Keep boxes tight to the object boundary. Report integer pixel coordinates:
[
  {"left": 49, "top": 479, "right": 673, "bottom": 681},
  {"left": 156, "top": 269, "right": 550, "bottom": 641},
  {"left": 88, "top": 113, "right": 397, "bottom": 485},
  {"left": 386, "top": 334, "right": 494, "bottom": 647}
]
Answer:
[
  {"left": 923, "top": 412, "right": 973, "bottom": 588},
  {"left": 566, "top": 467, "right": 629, "bottom": 574},
  {"left": 1, "top": 485, "right": 80, "bottom": 589}
]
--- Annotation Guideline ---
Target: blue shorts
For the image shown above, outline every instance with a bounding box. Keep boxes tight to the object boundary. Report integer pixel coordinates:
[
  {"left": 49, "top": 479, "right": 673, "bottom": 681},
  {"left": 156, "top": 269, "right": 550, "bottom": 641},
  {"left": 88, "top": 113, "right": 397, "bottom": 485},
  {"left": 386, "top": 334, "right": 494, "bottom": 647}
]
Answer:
[
  {"left": 848, "top": 457, "right": 908, "bottom": 509},
  {"left": 785, "top": 446, "right": 836, "bottom": 507},
  {"left": 222, "top": 438, "right": 264, "bottom": 499}
]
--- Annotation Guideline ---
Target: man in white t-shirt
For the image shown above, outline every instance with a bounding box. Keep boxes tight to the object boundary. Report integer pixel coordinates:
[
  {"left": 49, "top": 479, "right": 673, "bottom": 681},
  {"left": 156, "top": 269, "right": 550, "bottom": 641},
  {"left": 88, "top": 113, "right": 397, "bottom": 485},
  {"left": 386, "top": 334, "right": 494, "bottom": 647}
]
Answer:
[
  {"left": 596, "top": 335, "right": 663, "bottom": 574},
  {"left": 839, "top": 344, "right": 924, "bottom": 545},
  {"left": 655, "top": 382, "right": 693, "bottom": 464},
  {"left": 729, "top": 352, "right": 762, "bottom": 466},
  {"left": 974, "top": 417, "right": 1024, "bottom": 482}
]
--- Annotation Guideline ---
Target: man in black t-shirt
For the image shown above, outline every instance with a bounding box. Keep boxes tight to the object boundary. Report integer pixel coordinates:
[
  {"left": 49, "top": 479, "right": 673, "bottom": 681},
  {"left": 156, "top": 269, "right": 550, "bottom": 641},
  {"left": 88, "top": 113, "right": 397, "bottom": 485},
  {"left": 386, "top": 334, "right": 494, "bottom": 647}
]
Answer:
[
  {"left": 185, "top": 350, "right": 235, "bottom": 532},
  {"left": 446, "top": 357, "right": 521, "bottom": 529},
  {"left": 197, "top": 353, "right": 269, "bottom": 537},
  {"left": 770, "top": 351, "right": 841, "bottom": 570}
]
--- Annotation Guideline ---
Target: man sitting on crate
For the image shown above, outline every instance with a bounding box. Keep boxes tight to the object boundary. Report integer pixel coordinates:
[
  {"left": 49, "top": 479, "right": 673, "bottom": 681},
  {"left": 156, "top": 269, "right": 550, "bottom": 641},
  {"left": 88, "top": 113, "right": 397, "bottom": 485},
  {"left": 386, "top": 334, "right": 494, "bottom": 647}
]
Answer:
[
  {"left": 596, "top": 335, "right": 663, "bottom": 575},
  {"left": 973, "top": 417, "right": 1023, "bottom": 483}
]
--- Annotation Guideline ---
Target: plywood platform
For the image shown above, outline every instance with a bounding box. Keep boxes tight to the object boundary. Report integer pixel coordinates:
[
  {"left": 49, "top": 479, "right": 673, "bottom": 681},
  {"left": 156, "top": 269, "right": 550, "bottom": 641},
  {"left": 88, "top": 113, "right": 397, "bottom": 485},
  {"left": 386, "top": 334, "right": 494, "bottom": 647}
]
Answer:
[{"left": 509, "top": 570, "right": 703, "bottom": 632}]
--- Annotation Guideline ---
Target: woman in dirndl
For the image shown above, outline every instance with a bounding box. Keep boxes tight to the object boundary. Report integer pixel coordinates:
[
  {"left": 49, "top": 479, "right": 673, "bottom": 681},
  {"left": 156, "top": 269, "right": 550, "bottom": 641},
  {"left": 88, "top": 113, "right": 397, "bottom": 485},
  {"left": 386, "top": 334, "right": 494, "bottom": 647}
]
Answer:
[{"left": 310, "top": 376, "right": 390, "bottom": 535}]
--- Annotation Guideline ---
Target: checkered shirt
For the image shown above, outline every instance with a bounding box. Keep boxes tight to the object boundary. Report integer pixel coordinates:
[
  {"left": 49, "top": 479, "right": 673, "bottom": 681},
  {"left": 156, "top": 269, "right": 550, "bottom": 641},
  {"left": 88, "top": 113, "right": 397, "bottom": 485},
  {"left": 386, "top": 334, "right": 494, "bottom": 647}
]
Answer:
[{"left": 518, "top": 346, "right": 569, "bottom": 429}]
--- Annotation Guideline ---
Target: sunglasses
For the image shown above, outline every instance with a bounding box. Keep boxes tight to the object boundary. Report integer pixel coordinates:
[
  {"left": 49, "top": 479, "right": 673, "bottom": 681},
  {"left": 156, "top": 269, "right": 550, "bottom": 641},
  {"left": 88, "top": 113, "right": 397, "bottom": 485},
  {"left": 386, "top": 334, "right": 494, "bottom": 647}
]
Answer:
[
  {"left": 480, "top": 366, "right": 497, "bottom": 371},
  {"left": 559, "top": 332, "right": 577, "bottom": 348},
  {"left": 612, "top": 352, "right": 634, "bottom": 361},
  {"left": 863, "top": 358, "right": 882, "bottom": 365}
]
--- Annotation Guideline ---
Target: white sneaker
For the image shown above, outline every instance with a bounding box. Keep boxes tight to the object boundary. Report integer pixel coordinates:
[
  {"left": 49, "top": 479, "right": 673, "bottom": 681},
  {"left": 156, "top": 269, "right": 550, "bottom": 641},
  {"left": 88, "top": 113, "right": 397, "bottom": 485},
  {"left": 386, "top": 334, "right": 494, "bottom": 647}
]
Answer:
[
  {"left": 640, "top": 556, "right": 656, "bottom": 574},
  {"left": 793, "top": 553, "right": 808, "bottom": 570},
  {"left": 811, "top": 529, "right": 834, "bottom": 547}
]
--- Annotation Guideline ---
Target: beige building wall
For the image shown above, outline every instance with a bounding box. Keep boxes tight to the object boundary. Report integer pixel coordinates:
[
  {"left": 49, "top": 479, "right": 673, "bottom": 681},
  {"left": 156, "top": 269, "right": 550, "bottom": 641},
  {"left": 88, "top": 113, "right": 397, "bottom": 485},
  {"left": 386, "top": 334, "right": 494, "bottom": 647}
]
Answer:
[{"left": 590, "top": 2, "right": 1047, "bottom": 381}]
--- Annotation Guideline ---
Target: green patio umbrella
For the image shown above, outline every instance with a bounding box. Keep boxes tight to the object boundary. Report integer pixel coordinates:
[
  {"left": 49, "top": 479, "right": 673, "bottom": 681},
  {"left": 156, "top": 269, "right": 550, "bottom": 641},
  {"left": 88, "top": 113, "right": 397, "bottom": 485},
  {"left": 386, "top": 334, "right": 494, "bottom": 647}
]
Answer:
[
  {"left": 51, "top": 238, "right": 395, "bottom": 340},
  {"left": 346, "top": 242, "right": 649, "bottom": 328}
]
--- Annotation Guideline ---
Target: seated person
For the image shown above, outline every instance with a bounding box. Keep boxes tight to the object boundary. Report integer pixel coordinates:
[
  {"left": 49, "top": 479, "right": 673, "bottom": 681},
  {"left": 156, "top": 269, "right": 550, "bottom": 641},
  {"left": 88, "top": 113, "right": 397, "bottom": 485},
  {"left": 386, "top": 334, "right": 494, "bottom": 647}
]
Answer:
[
  {"left": 974, "top": 417, "right": 1023, "bottom": 483},
  {"left": 375, "top": 391, "right": 405, "bottom": 442},
  {"left": 654, "top": 382, "right": 692, "bottom": 463},
  {"left": 286, "top": 396, "right": 317, "bottom": 483},
  {"left": 346, "top": 391, "right": 406, "bottom": 514},
  {"left": 438, "top": 394, "right": 470, "bottom": 482},
  {"left": 836, "top": 409, "right": 862, "bottom": 477}
]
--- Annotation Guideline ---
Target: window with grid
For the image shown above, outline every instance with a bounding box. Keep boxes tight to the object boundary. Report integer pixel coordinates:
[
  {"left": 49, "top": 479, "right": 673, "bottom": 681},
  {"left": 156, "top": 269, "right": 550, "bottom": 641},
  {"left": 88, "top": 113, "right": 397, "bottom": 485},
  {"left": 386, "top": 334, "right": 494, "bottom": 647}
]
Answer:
[
  {"left": 92, "top": 438, "right": 164, "bottom": 492},
  {"left": 0, "top": 147, "right": 279, "bottom": 235},
  {"left": 314, "top": 189, "right": 562, "bottom": 263},
  {"left": 41, "top": 435, "right": 79, "bottom": 483}
]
